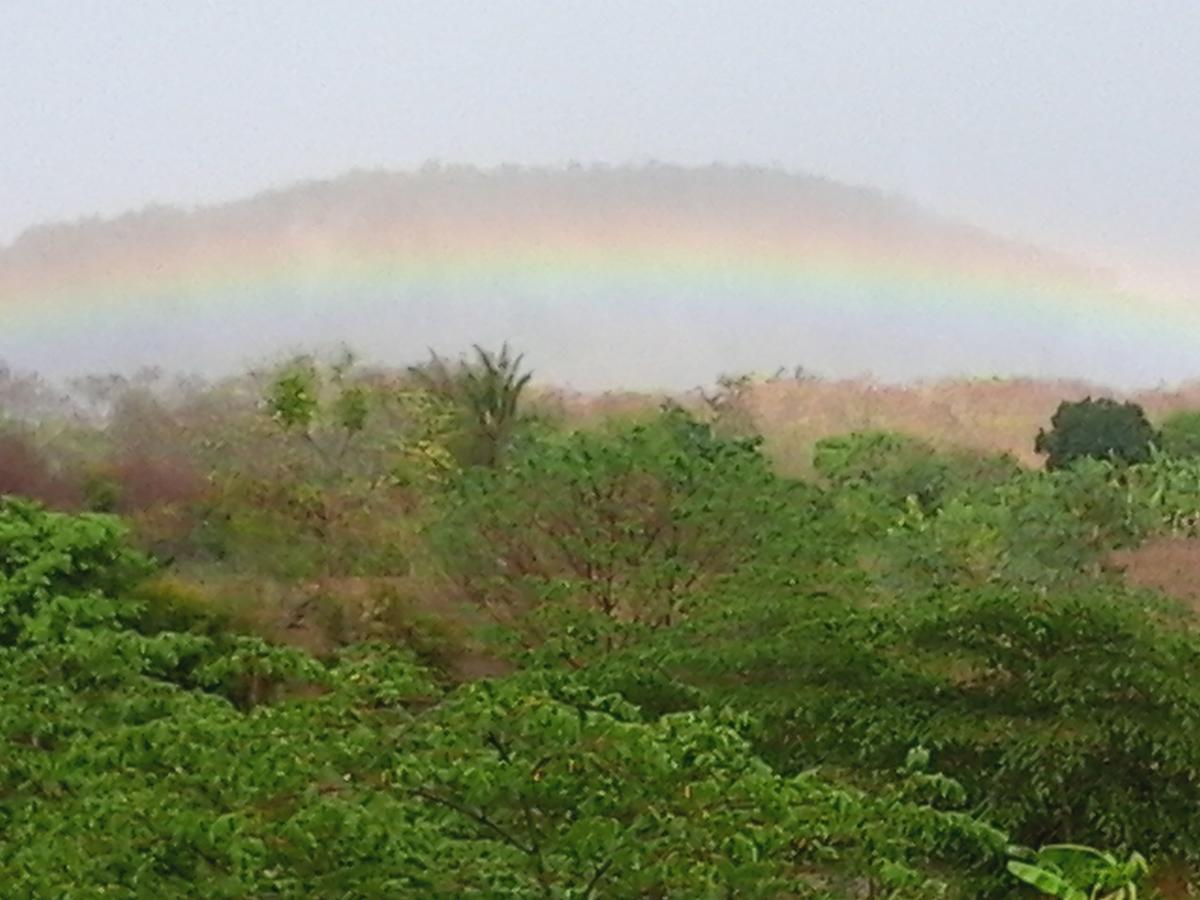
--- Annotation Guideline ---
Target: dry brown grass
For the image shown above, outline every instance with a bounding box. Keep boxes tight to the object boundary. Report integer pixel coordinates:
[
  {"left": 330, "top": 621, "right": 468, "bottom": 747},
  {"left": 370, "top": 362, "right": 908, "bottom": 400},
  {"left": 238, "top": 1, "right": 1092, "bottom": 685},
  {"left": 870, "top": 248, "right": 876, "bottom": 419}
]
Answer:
[
  {"left": 1109, "top": 536, "right": 1200, "bottom": 613},
  {"left": 167, "top": 571, "right": 512, "bottom": 681},
  {"left": 553, "top": 376, "right": 1200, "bottom": 475}
]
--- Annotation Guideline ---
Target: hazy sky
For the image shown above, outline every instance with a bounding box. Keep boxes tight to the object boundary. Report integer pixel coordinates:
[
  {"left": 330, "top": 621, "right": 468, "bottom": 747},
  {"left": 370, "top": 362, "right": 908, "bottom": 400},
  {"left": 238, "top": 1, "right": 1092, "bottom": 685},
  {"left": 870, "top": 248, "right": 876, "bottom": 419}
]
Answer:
[{"left": 3, "top": 1, "right": 1199, "bottom": 290}]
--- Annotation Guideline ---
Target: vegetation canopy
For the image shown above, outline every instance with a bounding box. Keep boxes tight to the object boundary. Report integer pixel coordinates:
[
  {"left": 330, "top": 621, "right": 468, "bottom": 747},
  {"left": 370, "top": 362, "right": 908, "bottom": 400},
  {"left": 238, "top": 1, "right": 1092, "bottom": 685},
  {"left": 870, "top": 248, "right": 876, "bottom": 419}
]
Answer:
[{"left": 3, "top": 351, "right": 1200, "bottom": 896}]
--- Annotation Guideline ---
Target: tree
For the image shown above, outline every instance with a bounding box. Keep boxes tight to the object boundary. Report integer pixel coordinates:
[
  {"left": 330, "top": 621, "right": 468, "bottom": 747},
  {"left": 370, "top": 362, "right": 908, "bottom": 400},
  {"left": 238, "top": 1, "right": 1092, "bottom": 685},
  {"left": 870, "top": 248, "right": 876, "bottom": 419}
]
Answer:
[
  {"left": 406, "top": 674, "right": 1007, "bottom": 897},
  {"left": 409, "top": 344, "right": 532, "bottom": 467},
  {"left": 432, "top": 408, "right": 805, "bottom": 655},
  {"left": 0, "top": 429, "right": 79, "bottom": 509},
  {"left": 0, "top": 498, "right": 152, "bottom": 645},
  {"left": 1034, "top": 397, "right": 1156, "bottom": 470},
  {"left": 663, "top": 578, "right": 1200, "bottom": 860},
  {"left": 266, "top": 352, "right": 369, "bottom": 474}
]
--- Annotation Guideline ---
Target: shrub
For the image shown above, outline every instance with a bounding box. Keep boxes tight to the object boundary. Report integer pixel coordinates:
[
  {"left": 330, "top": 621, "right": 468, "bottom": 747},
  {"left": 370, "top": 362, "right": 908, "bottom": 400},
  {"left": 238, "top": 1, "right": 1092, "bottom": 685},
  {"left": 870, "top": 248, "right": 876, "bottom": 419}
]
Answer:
[
  {"left": 885, "top": 458, "right": 1150, "bottom": 588},
  {"left": 131, "top": 575, "right": 234, "bottom": 637},
  {"left": 1158, "top": 409, "right": 1200, "bottom": 458},
  {"left": 1035, "top": 397, "right": 1156, "bottom": 470},
  {"left": 813, "top": 431, "right": 1019, "bottom": 539}
]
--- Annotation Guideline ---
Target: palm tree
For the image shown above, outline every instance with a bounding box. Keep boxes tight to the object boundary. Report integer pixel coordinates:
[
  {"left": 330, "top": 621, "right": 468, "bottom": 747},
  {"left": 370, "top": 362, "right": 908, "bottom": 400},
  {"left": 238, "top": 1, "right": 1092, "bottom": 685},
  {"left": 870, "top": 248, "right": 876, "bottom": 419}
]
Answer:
[{"left": 410, "top": 343, "right": 532, "bottom": 466}]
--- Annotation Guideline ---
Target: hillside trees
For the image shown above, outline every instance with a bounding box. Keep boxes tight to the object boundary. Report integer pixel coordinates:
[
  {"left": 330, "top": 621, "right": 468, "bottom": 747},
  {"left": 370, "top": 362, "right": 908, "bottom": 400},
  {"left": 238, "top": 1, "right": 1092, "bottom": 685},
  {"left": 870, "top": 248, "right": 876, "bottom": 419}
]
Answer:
[
  {"left": 0, "top": 428, "right": 80, "bottom": 509},
  {"left": 0, "top": 498, "right": 1014, "bottom": 897}
]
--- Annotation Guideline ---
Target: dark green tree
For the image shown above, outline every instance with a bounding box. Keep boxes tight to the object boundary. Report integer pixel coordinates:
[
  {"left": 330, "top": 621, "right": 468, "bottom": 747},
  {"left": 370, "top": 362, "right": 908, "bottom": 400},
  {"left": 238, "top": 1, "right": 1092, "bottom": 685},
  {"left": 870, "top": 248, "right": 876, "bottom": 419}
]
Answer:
[{"left": 1034, "top": 397, "right": 1156, "bottom": 470}]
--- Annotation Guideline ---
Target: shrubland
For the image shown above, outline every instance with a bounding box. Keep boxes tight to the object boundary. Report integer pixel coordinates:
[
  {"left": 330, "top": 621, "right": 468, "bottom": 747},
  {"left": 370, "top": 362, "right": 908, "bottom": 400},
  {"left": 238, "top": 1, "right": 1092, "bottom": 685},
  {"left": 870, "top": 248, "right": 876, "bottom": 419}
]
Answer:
[{"left": 4, "top": 351, "right": 1200, "bottom": 896}]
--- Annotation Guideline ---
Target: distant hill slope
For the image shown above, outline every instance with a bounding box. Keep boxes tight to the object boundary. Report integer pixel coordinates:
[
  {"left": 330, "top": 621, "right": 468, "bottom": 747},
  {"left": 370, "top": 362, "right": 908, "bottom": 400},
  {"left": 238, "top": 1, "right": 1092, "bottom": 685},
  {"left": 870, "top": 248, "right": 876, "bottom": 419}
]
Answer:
[{"left": 1, "top": 164, "right": 1192, "bottom": 387}]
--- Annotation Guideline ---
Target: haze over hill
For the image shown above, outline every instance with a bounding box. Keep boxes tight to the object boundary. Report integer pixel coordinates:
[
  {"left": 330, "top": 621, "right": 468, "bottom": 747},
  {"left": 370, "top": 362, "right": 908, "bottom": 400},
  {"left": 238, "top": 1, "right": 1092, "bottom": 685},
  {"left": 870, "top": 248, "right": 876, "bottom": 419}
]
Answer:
[{"left": 2, "top": 164, "right": 1196, "bottom": 390}]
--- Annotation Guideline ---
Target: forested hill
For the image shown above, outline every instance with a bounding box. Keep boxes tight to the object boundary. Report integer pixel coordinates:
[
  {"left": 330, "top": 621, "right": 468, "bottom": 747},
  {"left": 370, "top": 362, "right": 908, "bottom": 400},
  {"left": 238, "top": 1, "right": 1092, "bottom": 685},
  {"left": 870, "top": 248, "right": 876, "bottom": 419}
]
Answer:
[{"left": 1, "top": 164, "right": 1139, "bottom": 388}]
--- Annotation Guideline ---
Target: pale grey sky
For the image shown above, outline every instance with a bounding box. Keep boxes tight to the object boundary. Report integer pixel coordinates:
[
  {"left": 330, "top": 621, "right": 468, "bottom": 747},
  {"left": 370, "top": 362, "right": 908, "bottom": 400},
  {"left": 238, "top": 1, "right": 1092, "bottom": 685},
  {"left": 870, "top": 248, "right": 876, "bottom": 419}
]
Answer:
[{"left": 3, "top": 1, "right": 1199, "bottom": 290}]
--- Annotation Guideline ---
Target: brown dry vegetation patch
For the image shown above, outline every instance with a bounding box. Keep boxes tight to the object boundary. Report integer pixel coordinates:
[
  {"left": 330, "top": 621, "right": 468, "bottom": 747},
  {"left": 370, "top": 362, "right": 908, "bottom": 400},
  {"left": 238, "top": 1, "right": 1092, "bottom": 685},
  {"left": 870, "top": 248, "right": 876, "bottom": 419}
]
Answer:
[
  {"left": 181, "top": 573, "right": 514, "bottom": 682},
  {"left": 550, "top": 377, "right": 1200, "bottom": 475},
  {"left": 1110, "top": 536, "right": 1200, "bottom": 612}
]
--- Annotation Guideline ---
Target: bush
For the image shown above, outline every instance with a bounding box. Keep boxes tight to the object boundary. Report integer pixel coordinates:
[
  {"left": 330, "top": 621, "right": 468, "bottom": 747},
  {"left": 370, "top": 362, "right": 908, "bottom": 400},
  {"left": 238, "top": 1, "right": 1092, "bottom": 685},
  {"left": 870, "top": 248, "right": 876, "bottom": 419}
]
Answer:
[
  {"left": 1158, "top": 409, "right": 1200, "bottom": 458},
  {"left": 883, "top": 458, "right": 1150, "bottom": 589},
  {"left": 815, "top": 431, "right": 952, "bottom": 510},
  {"left": 1035, "top": 397, "right": 1156, "bottom": 470},
  {"left": 131, "top": 575, "right": 234, "bottom": 637}
]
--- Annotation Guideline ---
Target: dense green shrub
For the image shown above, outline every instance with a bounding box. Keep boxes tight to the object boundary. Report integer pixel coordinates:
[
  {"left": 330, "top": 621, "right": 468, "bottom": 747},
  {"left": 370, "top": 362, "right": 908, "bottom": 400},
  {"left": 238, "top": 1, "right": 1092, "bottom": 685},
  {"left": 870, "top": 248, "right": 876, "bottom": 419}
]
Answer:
[
  {"left": 1158, "top": 409, "right": 1200, "bottom": 458},
  {"left": 1124, "top": 451, "right": 1200, "bottom": 536},
  {"left": 1035, "top": 397, "right": 1156, "bottom": 470},
  {"left": 883, "top": 458, "right": 1150, "bottom": 588},
  {"left": 814, "top": 430, "right": 1017, "bottom": 515}
]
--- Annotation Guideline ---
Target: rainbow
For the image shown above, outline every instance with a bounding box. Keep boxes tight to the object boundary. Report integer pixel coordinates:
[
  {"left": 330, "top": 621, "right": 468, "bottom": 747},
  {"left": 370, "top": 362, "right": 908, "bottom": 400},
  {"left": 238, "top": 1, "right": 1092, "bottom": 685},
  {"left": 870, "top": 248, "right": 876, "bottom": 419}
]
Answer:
[{"left": 1, "top": 168, "right": 1197, "bottom": 386}]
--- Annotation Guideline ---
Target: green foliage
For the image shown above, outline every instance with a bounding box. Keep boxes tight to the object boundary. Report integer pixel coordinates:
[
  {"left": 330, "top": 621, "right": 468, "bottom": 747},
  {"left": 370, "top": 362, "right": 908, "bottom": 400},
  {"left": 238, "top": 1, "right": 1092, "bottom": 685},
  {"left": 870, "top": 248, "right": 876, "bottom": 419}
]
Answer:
[
  {"left": 815, "top": 431, "right": 1018, "bottom": 505},
  {"left": 20, "top": 351, "right": 1200, "bottom": 894},
  {"left": 0, "top": 497, "right": 152, "bottom": 644},
  {"left": 1, "top": 506, "right": 1011, "bottom": 897},
  {"left": 660, "top": 580, "right": 1200, "bottom": 862},
  {"left": 1008, "top": 844, "right": 1149, "bottom": 898},
  {"left": 433, "top": 408, "right": 806, "bottom": 654},
  {"left": 409, "top": 343, "right": 533, "bottom": 467},
  {"left": 404, "top": 673, "right": 1007, "bottom": 897},
  {"left": 886, "top": 458, "right": 1149, "bottom": 588},
  {"left": 130, "top": 575, "right": 235, "bottom": 637},
  {"left": 1158, "top": 409, "right": 1200, "bottom": 458},
  {"left": 1035, "top": 397, "right": 1156, "bottom": 470},
  {"left": 266, "top": 352, "right": 371, "bottom": 468},
  {"left": 1124, "top": 450, "right": 1200, "bottom": 536},
  {"left": 267, "top": 364, "right": 319, "bottom": 431}
]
